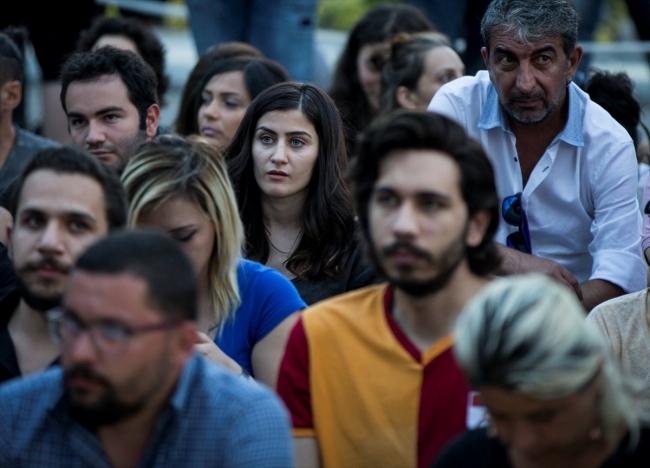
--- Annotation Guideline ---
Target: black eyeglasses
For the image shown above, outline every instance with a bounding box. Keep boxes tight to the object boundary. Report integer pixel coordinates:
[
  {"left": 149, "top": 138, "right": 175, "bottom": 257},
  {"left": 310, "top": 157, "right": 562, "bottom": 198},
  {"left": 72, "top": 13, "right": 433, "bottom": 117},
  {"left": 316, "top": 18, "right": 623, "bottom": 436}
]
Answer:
[
  {"left": 46, "top": 307, "right": 182, "bottom": 355},
  {"left": 502, "top": 192, "right": 532, "bottom": 254}
]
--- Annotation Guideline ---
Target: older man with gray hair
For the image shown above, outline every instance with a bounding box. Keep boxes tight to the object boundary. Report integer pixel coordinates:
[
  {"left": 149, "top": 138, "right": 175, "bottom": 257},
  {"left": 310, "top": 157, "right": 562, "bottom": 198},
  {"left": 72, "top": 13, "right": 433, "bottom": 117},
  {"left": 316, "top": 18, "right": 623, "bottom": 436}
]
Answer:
[{"left": 429, "top": 0, "right": 645, "bottom": 311}]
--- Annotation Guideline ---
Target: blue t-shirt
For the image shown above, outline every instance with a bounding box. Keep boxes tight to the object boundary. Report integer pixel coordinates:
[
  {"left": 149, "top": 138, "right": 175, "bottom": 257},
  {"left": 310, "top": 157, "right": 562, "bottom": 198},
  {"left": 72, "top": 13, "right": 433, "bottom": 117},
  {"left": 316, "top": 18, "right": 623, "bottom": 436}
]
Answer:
[{"left": 215, "top": 259, "right": 306, "bottom": 376}]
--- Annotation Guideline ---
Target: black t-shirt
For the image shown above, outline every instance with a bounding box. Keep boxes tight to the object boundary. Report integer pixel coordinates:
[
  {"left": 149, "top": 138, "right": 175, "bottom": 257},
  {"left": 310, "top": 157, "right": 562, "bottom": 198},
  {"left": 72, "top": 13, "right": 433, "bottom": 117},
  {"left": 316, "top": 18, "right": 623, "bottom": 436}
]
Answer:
[{"left": 433, "top": 427, "right": 650, "bottom": 468}]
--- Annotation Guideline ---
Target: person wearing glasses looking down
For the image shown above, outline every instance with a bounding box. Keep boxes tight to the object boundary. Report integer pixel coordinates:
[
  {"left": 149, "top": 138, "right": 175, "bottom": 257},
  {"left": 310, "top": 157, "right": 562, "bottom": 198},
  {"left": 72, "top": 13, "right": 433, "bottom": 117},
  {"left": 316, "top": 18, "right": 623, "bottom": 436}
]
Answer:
[
  {"left": 122, "top": 135, "right": 305, "bottom": 389},
  {"left": 0, "top": 146, "right": 127, "bottom": 385},
  {"left": 428, "top": 0, "right": 645, "bottom": 310},
  {"left": 0, "top": 230, "right": 293, "bottom": 468},
  {"left": 226, "top": 82, "right": 375, "bottom": 305}
]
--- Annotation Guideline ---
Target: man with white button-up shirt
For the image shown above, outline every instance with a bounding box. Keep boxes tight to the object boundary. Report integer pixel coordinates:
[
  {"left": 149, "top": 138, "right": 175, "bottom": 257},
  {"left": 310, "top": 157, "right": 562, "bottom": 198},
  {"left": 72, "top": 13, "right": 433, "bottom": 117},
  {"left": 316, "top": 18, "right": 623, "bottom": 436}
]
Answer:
[{"left": 429, "top": 0, "right": 645, "bottom": 310}]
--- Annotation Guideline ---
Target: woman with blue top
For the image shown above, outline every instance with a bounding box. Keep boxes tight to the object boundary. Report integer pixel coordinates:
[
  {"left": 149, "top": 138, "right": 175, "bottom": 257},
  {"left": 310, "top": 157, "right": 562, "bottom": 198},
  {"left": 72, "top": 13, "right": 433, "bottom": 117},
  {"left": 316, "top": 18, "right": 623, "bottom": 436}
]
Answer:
[{"left": 121, "top": 134, "right": 306, "bottom": 388}]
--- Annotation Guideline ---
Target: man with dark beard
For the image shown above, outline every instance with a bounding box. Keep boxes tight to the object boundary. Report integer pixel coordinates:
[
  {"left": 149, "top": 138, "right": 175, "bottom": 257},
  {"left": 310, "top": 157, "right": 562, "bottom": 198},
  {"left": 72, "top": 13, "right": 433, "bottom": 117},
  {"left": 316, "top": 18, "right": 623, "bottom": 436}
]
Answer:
[
  {"left": 428, "top": 0, "right": 645, "bottom": 311},
  {"left": 0, "top": 230, "right": 293, "bottom": 468},
  {"left": 60, "top": 46, "right": 160, "bottom": 171},
  {"left": 0, "top": 146, "right": 126, "bottom": 384},
  {"left": 277, "top": 112, "right": 501, "bottom": 468}
]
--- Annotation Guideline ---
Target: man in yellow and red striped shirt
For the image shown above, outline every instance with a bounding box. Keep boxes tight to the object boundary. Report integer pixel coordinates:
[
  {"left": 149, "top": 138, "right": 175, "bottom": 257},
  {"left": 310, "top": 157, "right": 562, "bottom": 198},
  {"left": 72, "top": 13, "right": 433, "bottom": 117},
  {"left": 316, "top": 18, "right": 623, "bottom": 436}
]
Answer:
[{"left": 278, "top": 112, "right": 502, "bottom": 468}]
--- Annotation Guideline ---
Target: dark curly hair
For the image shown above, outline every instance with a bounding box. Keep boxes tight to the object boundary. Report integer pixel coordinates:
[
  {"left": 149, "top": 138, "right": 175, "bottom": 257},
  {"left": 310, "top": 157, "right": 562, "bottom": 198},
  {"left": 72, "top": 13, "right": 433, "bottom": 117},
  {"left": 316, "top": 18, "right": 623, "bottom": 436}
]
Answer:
[
  {"left": 227, "top": 82, "right": 355, "bottom": 280},
  {"left": 76, "top": 16, "right": 169, "bottom": 105},
  {"left": 60, "top": 46, "right": 158, "bottom": 130},
  {"left": 351, "top": 111, "right": 501, "bottom": 276}
]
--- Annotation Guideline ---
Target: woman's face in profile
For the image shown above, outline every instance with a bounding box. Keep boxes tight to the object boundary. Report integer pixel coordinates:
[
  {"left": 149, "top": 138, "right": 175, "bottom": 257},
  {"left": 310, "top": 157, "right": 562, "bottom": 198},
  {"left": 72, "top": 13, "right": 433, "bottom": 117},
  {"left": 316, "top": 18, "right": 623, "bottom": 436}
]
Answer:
[
  {"left": 252, "top": 108, "right": 319, "bottom": 202},
  {"left": 138, "top": 195, "right": 216, "bottom": 281},
  {"left": 197, "top": 71, "right": 251, "bottom": 151}
]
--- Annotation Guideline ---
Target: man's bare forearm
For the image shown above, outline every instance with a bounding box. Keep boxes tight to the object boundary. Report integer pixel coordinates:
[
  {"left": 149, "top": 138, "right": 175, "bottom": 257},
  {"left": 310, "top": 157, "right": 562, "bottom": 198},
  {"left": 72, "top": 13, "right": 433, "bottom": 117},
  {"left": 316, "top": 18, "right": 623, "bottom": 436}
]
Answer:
[{"left": 581, "top": 279, "right": 624, "bottom": 312}]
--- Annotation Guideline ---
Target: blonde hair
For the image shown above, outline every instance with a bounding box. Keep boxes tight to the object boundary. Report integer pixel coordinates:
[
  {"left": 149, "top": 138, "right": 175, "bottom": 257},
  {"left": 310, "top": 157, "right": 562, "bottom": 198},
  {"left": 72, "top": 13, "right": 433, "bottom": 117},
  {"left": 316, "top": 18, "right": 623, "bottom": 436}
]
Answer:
[
  {"left": 454, "top": 274, "right": 642, "bottom": 449},
  {"left": 122, "top": 134, "right": 244, "bottom": 325}
]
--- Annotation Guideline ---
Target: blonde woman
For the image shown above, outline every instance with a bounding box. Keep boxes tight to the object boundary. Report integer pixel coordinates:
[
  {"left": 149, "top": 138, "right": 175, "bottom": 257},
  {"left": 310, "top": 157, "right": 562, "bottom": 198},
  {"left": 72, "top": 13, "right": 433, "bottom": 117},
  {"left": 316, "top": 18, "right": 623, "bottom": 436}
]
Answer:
[{"left": 122, "top": 135, "right": 305, "bottom": 388}]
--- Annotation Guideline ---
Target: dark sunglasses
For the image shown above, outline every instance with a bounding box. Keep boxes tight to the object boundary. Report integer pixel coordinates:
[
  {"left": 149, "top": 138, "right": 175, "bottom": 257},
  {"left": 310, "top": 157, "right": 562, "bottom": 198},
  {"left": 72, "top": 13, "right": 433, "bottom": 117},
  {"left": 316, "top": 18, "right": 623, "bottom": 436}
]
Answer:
[{"left": 501, "top": 192, "right": 532, "bottom": 254}]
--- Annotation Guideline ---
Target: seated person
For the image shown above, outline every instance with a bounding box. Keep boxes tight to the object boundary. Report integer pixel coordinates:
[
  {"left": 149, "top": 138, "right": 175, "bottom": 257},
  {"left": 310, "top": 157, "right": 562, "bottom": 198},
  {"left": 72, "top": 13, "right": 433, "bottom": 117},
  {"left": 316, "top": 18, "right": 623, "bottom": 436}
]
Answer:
[
  {"left": 435, "top": 274, "right": 650, "bottom": 467},
  {"left": 588, "top": 289, "right": 650, "bottom": 411},
  {"left": 377, "top": 31, "right": 464, "bottom": 115},
  {"left": 121, "top": 135, "right": 305, "bottom": 388},
  {"left": 76, "top": 15, "right": 170, "bottom": 105},
  {"left": 0, "top": 230, "right": 293, "bottom": 467},
  {"left": 226, "top": 82, "right": 375, "bottom": 305}
]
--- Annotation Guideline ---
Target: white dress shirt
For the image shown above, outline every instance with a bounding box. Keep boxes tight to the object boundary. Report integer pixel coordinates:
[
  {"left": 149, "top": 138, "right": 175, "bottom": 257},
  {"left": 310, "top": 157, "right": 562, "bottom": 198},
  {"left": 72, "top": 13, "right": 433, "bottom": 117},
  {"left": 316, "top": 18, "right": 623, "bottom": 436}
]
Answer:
[{"left": 429, "top": 71, "right": 645, "bottom": 293}]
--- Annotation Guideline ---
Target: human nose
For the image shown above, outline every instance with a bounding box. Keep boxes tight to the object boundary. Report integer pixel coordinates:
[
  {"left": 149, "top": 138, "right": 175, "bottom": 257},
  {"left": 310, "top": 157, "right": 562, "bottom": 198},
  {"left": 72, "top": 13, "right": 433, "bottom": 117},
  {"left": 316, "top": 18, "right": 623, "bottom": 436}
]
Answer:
[
  {"left": 202, "top": 101, "right": 220, "bottom": 121},
  {"left": 270, "top": 139, "right": 288, "bottom": 165},
  {"left": 85, "top": 120, "right": 106, "bottom": 145},
  {"left": 37, "top": 221, "right": 65, "bottom": 253},
  {"left": 65, "top": 328, "right": 101, "bottom": 364},
  {"left": 516, "top": 61, "right": 536, "bottom": 93},
  {"left": 393, "top": 201, "right": 418, "bottom": 238},
  {"left": 506, "top": 421, "right": 540, "bottom": 452}
]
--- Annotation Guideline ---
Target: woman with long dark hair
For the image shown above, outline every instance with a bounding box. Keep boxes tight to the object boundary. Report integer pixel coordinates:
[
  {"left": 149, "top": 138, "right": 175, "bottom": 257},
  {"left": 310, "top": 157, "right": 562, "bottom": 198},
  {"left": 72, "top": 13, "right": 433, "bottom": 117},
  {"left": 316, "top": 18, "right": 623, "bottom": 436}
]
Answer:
[
  {"left": 328, "top": 4, "right": 432, "bottom": 154},
  {"left": 227, "top": 82, "right": 374, "bottom": 304}
]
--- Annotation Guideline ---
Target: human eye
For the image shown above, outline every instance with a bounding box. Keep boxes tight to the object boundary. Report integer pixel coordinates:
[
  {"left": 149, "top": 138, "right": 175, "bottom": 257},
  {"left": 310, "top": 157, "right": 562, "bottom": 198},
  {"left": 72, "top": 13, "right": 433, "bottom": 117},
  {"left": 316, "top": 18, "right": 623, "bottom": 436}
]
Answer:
[
  {"left": 96, "top": 321, "right": 131, "bottom": 343},
  {"left": 419, "top": 196, "right": 441, "bottom": 211},
  {"left": 527, "top": 410, "right": 557, "bottom": 424},
  {"left": 69, "top": 117, "right": 86, "bottom": 128},
  {"left": 224, "top": 98, "right": 240, "bottom": 109},
  {"left": 260, "top": 134, "right": 274, "bottom": 144},
  {"left": 290, "top": 138, "right": 305, "bottom": 147},
  {"left": 172, "top": 229, "right": 197, "bottom": 243},
  {"left": 68, "top": 218, "right": 92, "bottom": 234},
  {"left": 200, "top": 92, "right": 212, "bottom": 105},
  {"left": 22, "top": 213, "right": 45, "bottom": 229},
  {"left": 374, "top": 191, "right": 397, "bottom": 207},
  {"left": 104, "top": 113, "right": 119, "bottom": 122},
  {"left": 535, "top": 55, "right": 551, "bottom": 64}
]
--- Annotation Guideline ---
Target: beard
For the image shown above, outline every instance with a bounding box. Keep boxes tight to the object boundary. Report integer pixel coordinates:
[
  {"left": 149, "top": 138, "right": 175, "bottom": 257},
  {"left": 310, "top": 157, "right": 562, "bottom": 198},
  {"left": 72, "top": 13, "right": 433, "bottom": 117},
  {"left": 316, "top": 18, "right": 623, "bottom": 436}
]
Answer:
[
  {"left": 372, "top": 229, "right": 467, "bottom": 299},
  {"left": 492, "top": 64, "right": 568, "bottom": 126},
  {"left": 14, "top": 257, "right": 71, "bottom": 311},
  {"left": 64, "top": 365, "right": 144, "bottom": 430}
]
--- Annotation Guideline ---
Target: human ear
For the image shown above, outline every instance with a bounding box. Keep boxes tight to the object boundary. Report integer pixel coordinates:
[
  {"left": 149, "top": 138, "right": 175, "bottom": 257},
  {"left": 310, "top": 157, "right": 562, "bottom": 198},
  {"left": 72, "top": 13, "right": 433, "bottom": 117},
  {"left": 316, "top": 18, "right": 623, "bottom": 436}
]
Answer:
[
  {"left": 0, "top": 80, "right": 21, "bottom": 112},
  {"left": 144, "top": 103, "right": 161, "bottom": 139},
  {"left": 481, "top": 47, "right": 489, "bottom": 69},
  {"left": 395, "top": 86, "right": 419, "bottom": 110},
  {"left": 466, "top": 210, "right": 491, "bottom": 248},
  {"left": 566, "top": 46, "right": 583, "bottom": 84}
]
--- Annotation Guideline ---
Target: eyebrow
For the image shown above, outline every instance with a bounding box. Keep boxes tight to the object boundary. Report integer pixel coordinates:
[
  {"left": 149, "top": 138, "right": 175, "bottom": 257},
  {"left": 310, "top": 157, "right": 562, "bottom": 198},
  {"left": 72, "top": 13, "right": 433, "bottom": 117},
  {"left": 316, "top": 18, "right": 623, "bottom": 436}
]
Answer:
[
  {"left": 256, "top": 125, "right": 313, "bottom": 138},
  {"left": 373, "top": 186, "right": 451, "bottom": 200},
  {"left": 493, "top": 45, "right": 557, "bottom": 56},
  {"left": 169, "top": 225, "right": 196, "bottom": 234},
  {"left": 19, "top": 207, "right": 98, "bottom": 224}
]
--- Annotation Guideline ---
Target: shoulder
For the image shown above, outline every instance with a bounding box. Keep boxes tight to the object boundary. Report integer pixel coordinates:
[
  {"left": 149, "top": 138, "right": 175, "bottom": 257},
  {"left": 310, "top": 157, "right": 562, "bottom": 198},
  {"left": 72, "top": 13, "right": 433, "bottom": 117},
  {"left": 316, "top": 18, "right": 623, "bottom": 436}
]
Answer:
[
  {"left": 0, "top": 368, "right": 64, "bottom": 443},
  {"left": 588, "top": 289, "right": 647, "bottom": 330},
  {"left": 237, "top": 259, "right": 306, "bottom": 307},
  {"left": 188, "top": 356, "right": 289, "bottom": 423},
  {"left": 14, "top": 127, "right": 59, "bottom": 151},
  {"left": 433, "top": 428, "right": 506, "bottom": 468},
  {"left": 302, "top": 283, "right": 388, "bottom": 330}
]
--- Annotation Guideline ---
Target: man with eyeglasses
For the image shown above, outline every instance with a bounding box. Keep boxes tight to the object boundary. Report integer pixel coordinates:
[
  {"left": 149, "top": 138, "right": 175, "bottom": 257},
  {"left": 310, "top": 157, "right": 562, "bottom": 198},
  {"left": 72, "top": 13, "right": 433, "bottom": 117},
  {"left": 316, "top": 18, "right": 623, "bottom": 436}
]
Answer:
[
  {"left": 0, "top": 230, "right": 293, "bottom": 467},
  {"left": 429, "top": 0, "right": 646, "bottom": 310},
  {"left": 0, "top": 146, "right": 126, "bottom": 385}
]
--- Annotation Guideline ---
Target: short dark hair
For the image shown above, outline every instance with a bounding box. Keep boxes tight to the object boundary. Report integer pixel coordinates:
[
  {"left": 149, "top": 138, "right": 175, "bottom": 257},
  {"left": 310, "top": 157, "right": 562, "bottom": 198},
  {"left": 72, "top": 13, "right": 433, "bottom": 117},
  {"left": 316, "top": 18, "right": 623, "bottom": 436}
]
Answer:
[
  {"left": 186, "top": 56, "right": 289, "bottom": 135},
  {"left": 8, "top": 146, "right": 128, "bottom": 231},
  {"left": 60, "top": 46, "right": 158, "bottom": 130},
  {"left": 351, "top": 111, "right": 501, "bottom": 276},
  {"left": 0, "top": 31, "right": 24, "bottom": 86},
  {"left": 584, "top": 70, "right": 643, "bottom": 147},
  {"left": 174, "top": 42, "right": 263, "bottom": 135},
  {"left": 76, "top": 16, "right": 169, "bottom": 105},
  {"left": 227, "top": 82, "right": 356, "bottom": 280},
  {"left": 75, "top": 230, "right": 197, "bottom": 321}
]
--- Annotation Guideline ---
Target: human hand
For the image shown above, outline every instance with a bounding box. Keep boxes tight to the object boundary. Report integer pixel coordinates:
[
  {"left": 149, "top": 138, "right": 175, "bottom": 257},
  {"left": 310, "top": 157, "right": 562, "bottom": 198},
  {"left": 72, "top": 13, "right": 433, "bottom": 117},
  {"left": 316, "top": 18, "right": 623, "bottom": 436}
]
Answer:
[
  {"left": 195, "top": 331, "right": 241, "bottom": 372},
  {"left": 497, "top": 245, "right": 583, "bottom": 301}
]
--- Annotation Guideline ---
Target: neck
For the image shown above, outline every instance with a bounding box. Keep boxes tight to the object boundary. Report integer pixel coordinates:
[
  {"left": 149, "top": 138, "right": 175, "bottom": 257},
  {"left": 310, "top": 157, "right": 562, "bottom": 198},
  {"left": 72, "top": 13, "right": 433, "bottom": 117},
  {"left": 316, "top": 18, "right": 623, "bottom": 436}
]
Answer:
[
  {"left": 508, "top": 90, "right": 569, "bottom": 142},
  {"left": 9, "top": 299, "right": 53, "bottom": 343},
  {"left": 0, "top": 119, "right": 16, "bottom": 168},
  {"left": 260, "top": 191, "right": 306, "bottom": 231},
  {"left": 391, "top": 262, "right": 491, "bottom": 352}
]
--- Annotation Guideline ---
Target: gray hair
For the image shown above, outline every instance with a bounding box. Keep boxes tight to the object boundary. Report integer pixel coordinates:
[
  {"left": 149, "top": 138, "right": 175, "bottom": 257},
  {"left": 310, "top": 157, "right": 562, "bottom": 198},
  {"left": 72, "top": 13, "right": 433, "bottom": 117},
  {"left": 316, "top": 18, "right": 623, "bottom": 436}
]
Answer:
[
  {"left": 454, "top": 275, "right": 641, "bottom": 449},
  {"left": 481, "top": 0, "right": 579, "bottom": 57}
]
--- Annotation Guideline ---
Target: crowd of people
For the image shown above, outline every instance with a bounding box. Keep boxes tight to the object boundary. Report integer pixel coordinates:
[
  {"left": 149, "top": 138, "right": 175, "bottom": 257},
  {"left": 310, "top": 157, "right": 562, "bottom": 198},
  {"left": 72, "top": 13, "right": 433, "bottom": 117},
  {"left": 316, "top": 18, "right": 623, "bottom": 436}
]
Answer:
[{"left": 1, "top": 0, "right": 650, "bottom": 467}]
